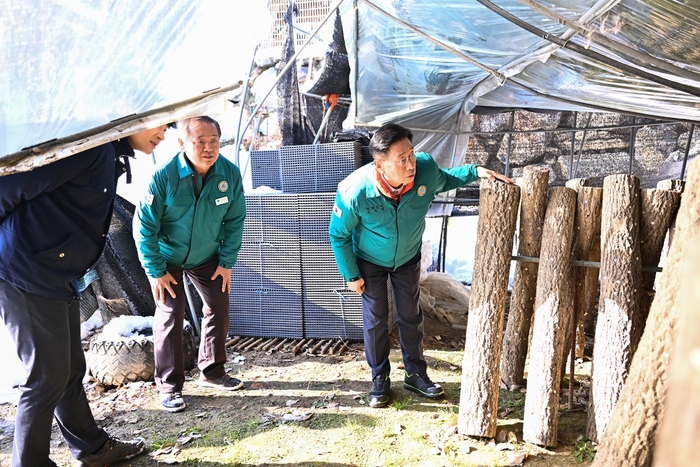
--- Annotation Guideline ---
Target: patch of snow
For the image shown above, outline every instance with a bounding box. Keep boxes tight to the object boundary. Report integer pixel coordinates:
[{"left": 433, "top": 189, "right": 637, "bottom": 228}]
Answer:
[
  {"left": 80, "top": 310, "right": 104, "bottom": 340},
  {"left": 98, "top": 315, "right": 154, "bottom": 342}
]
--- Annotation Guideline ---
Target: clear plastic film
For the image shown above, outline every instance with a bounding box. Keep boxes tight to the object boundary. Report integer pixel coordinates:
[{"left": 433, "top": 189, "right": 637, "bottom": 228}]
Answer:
[
  {"left": 340, "top": 0, "right": 700, "bottom": 167},
  {"left": 0, "top": 0, "right": 270, "bottom": 162}
]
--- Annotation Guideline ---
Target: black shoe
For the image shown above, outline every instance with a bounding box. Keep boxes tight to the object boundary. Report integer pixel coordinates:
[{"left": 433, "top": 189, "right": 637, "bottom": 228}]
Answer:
[
  {"left": 403, "top": 372, "right": 444, "bottom": 399},
  {"left": 76, "top": 436, "right": 146, "bottom": 466},
  {"left": 198, "top": 374, "right": 244, "bottom": 391},
  {"left": 160, "top": 391, "right": 186, "bottom": 413},
  {"left": 368, "top": 373, "right": 391, "bottom": 408}
]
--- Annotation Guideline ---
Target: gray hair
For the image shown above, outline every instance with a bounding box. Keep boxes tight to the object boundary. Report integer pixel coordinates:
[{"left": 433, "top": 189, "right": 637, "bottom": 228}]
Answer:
[{"left": 177, "top": 116, "right": 222, "bottom": 140}]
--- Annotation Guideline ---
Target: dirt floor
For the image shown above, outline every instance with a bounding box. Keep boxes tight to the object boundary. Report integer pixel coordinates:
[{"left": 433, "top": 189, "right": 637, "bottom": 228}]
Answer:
[{"left": 0, "top": 314, "right": 593, "bottom": 467}]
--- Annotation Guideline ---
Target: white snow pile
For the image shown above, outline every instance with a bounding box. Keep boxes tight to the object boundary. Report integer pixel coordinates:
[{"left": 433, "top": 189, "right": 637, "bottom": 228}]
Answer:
[
  {"left": 97, "top": 315, "right": 154, "bottom": 342},
  {"left": 247, "top": 185, "right": 283, "bottom": 195},
  {"left": 80, "top": 310, "right": 104, "bottom": 340}
]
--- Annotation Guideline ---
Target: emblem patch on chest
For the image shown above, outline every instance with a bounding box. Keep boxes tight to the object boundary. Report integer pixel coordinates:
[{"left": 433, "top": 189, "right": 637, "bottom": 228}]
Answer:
[
  {"left": 417, "top": 185, "right": 427, "bottom": 196},
  {"left": 218, "top": 181, "right": 229, "bottom": 192}
]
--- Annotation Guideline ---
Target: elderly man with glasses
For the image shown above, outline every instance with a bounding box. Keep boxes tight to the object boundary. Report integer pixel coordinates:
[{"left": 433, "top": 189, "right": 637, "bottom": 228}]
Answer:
[{"left": 329, "top": 122, "right": 513, "bottom": 408}]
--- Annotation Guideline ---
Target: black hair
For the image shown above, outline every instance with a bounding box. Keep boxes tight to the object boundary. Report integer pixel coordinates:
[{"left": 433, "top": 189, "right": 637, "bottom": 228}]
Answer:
[
  {"left": 177, "top": 116, "right": 222, "bottom": 139},
  {"left": 369, "top": 123, "right": 413, "bottom": 159}
]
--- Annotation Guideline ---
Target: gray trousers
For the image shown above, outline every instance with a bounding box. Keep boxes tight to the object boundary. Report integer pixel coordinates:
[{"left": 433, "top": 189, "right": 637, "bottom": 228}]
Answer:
[
  {"left": 154, "top": 254, "right": 230, "bottom": 394},
  {"left": 357, "top": 253, "right": 427, "bottom": 379},
  {"left": 0, "top": 279, "right": 108, "bottom": 467}
]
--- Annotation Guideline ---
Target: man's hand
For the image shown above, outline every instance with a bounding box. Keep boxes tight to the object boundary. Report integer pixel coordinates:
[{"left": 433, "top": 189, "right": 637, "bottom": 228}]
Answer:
[
  {"left": 477, "top": 166, "right": 515, "bottom": 184},
  {"left": 212, "top": 266, "right": 232, "bottom": 293},
  {"left": 150, "top": 273, "right": 178, "bottom": 303},
  {"left": 347, "top": 278, "right": 365, "bottom": 295}
]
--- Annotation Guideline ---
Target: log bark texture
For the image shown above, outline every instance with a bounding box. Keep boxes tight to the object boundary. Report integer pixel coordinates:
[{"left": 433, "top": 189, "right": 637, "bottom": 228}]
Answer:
[
  {"left": 501, "top": 165, "right": 550, "bottom": 387},
  {"left": 637, "top": 189, "right": 680, "bottom": 344},
  {"left": 592, "top": 161, "right": 698, "bottom": 467},
  {"left": 570, "top": 187, "right": 603, "bottom": 358},
  {"left": 653, "top": 231, "right": 700, "bottom": 466},
  {"left": 587, "top": 174, "right": 642, "bottom": 442},
  {"left": 522, "top": 187, "right": 577, "bottom": 447},
  {"left": 458, "top": 180, "right": 520, "bottom": 438}
]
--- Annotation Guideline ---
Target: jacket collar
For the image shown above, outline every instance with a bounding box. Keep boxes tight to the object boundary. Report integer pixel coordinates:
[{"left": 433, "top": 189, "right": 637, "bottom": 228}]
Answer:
[{"left": 176, "top": 151, "right": 225, "bottom": 179}]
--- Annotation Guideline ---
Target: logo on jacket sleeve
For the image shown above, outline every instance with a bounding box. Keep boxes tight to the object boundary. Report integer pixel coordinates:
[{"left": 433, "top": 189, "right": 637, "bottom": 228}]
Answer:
[
  {"left": 218, "top": 180, "right": 229, "bottom": 192},
  {"left": 333, "top": 204, "right": 343, "bottom": 218},
  {"left": 417, "top": 185, "right": 427, "bottom": 196},
  {"left": 142, "top": 193, "right": 154, "bottom": 205}
]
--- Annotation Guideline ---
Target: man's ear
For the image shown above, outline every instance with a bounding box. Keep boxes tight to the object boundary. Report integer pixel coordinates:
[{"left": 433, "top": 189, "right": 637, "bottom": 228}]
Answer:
[{"left": 177, "top": 138, "right": 184, "bottom": 150}]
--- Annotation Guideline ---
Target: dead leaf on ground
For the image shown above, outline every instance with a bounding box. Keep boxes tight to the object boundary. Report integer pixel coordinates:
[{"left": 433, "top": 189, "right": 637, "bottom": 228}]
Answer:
[
  {"left": 495, "top": 442, "right": 514, "bottom": 451},
  {"left": 281, "top": 410, "right": 313, "bottom": 422},
  {"left": 286, "top": 399, "right": 298, "bottom": 407},
  {"left": 250, "top": 381, "right": 265, "bottom": 389},
  {"left": 506, "top": 452, "right": 527, "bottom": 466}
]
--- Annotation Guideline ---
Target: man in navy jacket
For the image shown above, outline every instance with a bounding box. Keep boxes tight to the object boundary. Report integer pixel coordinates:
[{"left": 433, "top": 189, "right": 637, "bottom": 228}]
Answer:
[{"left": 0, "top": 125, "right": 166, "bottom": 467}]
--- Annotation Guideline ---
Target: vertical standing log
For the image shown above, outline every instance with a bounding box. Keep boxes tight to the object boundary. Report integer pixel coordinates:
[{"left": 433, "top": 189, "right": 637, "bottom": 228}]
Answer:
[
  {"left": 565, "top": 185, "right": 603, "bottom": 406},
  {"left": 653, "top": 236, "right": 700, "bottom": 466},
  {"left": 458, "top": 180, "right": 520, "bottom": 438},
  {"left": 637, "top": 189, "right": 680, "bottom": 345},
  {"left": 587, "top": 174, "right": 642, "bottom": 442},
  {"left": 592, "top": 159, "right": 699, "bottom": 467},
  {"left": 501, "top": 165, "right": 549, "bottom": 388},
  {"left": 570, "top": 187, "right": 603, "bottom": 359},
  {"left": 581, "top": 238, "right": 601, "bottom": 350},
  {"left": 522, "top": 187, "right": 577, "bottom": 447},
  {"left": 656, "top": 179, "right": 685, "bottom": 248}
]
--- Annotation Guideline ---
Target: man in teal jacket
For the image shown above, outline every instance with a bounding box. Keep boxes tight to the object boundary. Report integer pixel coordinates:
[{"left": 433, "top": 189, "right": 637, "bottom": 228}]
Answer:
[
  {"left": 134, "top": 116, "right": 246, "bottom": 412},
  {"left": 329, "top": 123, "right": 513, "bottom": 408}
]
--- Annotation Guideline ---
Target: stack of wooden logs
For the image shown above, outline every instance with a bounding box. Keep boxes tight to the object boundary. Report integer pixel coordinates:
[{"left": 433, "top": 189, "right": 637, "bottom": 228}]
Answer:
[{"left": 457, "top": 166, "right": 683, "bottom": 448}]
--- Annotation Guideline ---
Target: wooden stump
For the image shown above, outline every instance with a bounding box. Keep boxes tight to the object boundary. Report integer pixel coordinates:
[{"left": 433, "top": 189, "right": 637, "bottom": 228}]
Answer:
[
  {"left": 458, "top": 180, "right": 520, "bottom": 438},
  {"left": 522, "top": 187, "right": 577, "bottom": 447},
  {"left": 587, "top": 174, "right": 642, "bottom": 442},
  {"left": 592, "top": 160, "right": 699, "bottom": 467},
  {"left": 637, "top": 189, "right": 680, "bottom": 347},
  {"left": 501, "top": 165, "right": 549, "bottom": 388},
  {"left": 653, "top": 230, "right": 700, "bottom": 466}
]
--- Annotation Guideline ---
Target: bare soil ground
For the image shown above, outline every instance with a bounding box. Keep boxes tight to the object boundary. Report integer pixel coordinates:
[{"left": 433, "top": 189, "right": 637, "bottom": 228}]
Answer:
[{"left": 0, "top": 315, "right": 592, "bottom": 467}]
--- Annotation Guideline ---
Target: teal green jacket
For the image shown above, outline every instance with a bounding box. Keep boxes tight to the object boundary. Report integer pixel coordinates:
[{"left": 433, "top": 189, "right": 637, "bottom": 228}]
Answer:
[
  {"left": 329, "top": 152, "right": 479, "bottom": 281},
  {"left": 134, "top": 152, "right": 246, "bottom": 278}
]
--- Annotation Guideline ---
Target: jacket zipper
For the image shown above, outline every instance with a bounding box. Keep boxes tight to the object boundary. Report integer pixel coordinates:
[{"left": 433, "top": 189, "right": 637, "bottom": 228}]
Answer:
[{"left": 181, "top": 173, "right": 201, "bottom": 266}]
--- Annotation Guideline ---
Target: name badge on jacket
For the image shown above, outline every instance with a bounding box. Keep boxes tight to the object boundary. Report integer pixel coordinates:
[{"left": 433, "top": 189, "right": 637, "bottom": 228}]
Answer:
[{"left": 215, "top": 196, "right": 229, "bottom": 206}]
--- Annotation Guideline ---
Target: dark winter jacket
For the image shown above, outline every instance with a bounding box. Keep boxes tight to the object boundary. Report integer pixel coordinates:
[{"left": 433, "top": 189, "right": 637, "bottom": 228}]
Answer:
[{"left": 0, "top": 140, "right": 134, "bottom": 300}]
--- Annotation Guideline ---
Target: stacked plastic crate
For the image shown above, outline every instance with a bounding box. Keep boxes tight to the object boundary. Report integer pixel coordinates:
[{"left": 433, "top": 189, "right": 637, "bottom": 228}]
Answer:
[
  {"left": 229, "top": 194, "right": 303, "bottom": 338},
  {"left": 231, "top": 142, "right": 396, "bottom": 340}
]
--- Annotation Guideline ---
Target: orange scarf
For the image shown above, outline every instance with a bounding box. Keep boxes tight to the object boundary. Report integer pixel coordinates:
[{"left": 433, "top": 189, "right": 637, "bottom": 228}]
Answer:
[{"left": 374, "top": 166, "right": 414, "bottom": 201}]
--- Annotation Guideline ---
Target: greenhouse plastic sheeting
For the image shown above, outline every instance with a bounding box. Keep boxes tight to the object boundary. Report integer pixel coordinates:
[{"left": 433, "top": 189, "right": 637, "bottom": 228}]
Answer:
[
  {"left": 0, "top": 0, "right": 269, "bottom": 163},
  {"left": 339, "top": 0, "right": 700, "bottom": 166}
]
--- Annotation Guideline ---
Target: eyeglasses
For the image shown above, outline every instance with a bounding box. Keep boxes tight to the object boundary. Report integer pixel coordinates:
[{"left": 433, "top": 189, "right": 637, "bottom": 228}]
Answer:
[{"left": 380, "top": 151, "right": 416, "bottom": 168}]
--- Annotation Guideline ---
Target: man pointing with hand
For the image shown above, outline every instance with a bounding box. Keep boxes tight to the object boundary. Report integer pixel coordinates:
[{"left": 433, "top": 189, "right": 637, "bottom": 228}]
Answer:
[{"left": 329, "top": 122, "right": 513, "bottom": 408}]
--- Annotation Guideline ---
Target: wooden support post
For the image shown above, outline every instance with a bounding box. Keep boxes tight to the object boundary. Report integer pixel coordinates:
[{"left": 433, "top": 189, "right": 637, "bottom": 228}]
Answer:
[
  {"left": 592, "top": 160, "right": 700, "bottom": 467},
  {"left": 587, "top": 174, "right": 642, "bottom": 442},
  {"left": 458, "top": 180, "right": 520, "bottom": 438},
  {"left": 501, "top": 165, "right": 549, "bottom": 388},
  {"left": 637, "top": 189, "right": 681, "bottom": 349},
  {"left": 522, "top": 187, "right": 577, "bottom": 447},
  {"left": 581, "top": 239, "right": 601, "bottom": 351}
]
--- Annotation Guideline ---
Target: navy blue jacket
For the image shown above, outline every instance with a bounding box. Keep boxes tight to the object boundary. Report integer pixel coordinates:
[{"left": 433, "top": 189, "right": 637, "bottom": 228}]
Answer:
[{"left": 0, "top": 140, "right": 133, "bottom": 300}]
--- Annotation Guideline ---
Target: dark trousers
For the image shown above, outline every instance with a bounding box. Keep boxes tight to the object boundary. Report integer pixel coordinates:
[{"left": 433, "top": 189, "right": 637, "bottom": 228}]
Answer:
[
  {"left": 357, "top": 253, "right": 427, "bottom": 379},
  {"left": 0, "top": 279, "right": 108, "bottom": 467},
  {"left": 154, "top": 255, "right": 230, "bottom": 394}
]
